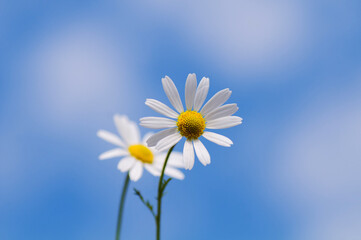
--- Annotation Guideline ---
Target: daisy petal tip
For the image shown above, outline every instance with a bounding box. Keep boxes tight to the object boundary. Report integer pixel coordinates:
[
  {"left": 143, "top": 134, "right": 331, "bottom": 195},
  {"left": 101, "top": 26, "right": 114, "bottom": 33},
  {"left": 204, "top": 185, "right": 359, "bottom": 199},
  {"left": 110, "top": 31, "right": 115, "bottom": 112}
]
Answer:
[
  {"left": 162, "top": 75, "right": 171, "bottom": 82},
  {"left": 145, "top": 99, "right": 153, "bottom": 106},
  {"left": 220, "top": 143, "right": 232, "bottom": 147},
  {"left": 189, "top": 73, "right": 196, "bottom": 79},
  {"left": 129, "top": 175, "right": 139, "bottom": 182},
  {"left": 114, "top": 114, "right": 127, "bottom": 121},
  {"left": 199, "top": 158, "right": 211, "bottom": 166},
  {"left": 117, "top": 166, "right": 125, "bottom": 173},
  {"left": 99, "top": 152, "right": 115, "bottom": 160},
  {"left": 183, "top": 162, "right": 188, "bottom": 170},
  {"left": 187, "top": 160, "right": 195, "bottom": 170},
  {"left": 201, "top": 77, "right": 210, "bottom": 85}
]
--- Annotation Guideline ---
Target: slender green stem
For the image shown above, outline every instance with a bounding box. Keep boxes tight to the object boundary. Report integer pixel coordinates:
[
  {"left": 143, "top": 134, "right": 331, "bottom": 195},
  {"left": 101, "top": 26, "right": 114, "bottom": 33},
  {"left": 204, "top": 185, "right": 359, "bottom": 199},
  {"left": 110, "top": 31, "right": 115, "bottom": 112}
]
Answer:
[
  {"left": 115, "top": 173, "right": 130, "bottom": 240},
  {"left": 156, "top": 145, "right": 175, "bottom": 240}
]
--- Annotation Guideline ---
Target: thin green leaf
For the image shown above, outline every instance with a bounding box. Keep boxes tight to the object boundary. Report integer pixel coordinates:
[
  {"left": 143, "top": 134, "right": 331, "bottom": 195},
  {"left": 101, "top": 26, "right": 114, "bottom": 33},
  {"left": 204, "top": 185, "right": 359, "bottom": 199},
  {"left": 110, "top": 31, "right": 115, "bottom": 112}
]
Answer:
[
  {"left": 161, "top": 178, "right": 172, "bottom": 193},
  {"left": 134, "top": 188, "right": 156, "bottom": 218}
]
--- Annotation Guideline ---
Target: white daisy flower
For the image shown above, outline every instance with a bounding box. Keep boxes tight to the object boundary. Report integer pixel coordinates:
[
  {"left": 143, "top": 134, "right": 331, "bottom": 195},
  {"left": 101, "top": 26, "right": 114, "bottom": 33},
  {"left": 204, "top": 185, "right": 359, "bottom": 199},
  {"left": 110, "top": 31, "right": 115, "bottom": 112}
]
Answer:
[
  {"left": 97, "top": 115, "right": 185, "bottom": 181},
  {"left": 140, "top": 74, "right": 243, "bottom": 170}
]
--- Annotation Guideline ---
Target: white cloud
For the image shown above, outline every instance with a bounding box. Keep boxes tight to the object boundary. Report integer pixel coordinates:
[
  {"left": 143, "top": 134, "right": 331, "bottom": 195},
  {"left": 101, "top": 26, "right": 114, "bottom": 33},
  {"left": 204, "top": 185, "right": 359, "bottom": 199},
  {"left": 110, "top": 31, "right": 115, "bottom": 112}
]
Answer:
[
  {"left": 274, "top": 89, "right": 361, "bottom": 207},
  {"left": 0, "top": 131, "right": 25, "bottom": 206},
  {"left": 2, "top": 18, "right": 147, "bottom": 206},
  {"left": 294, "top": 206, "right": 361, "bottom": 240},
  {"left": 272, "top": 77, "right": 361, "bottom": 238},
  {"left": 141, "top": 0, "right": 312, "bottom": 77},
  {"left": 20, "top": 20, "right": 142, "bottom": 129}
]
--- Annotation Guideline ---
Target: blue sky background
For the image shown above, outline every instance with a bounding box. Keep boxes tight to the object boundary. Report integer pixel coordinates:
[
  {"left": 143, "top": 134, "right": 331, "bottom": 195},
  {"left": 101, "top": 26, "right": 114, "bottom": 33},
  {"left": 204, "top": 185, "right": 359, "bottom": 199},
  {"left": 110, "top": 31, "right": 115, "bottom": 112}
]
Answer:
[{"left": 1, "top": 1, "right": 361, "bottom": 239}]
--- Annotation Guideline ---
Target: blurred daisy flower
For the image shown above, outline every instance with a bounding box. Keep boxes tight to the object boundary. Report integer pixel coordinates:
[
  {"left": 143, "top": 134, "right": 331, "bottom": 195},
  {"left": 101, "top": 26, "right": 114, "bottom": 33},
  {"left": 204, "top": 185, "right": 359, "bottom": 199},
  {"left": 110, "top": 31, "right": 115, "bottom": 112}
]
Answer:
[
  {"left": 97, "top": 115, "right": 185, "bottom": 181},
  {"left": 140, "top": 74, "right": 243, "bottom": 170}
]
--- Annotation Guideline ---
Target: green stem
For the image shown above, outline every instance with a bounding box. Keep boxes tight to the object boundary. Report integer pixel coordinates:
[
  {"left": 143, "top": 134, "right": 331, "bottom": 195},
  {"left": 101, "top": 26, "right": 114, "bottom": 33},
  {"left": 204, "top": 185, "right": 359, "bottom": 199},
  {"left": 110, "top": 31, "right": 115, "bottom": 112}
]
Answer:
[
  {"left": 115, "top": 173, "right": 130, "bottom": 240},
  {"left": 156, "top": 145, "right": 175, "bottom": 240}
]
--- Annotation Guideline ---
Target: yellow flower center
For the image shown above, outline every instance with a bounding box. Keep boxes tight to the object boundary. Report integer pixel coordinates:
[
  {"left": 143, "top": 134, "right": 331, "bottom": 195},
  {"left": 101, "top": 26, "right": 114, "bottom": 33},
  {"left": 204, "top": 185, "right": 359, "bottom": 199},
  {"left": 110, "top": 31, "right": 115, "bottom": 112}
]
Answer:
[
  {"left": 177, "top": 111, "right": 206, "bottom": 140},
  {"left": 128, "top": 144, "right": 154, "bottom": 164}
]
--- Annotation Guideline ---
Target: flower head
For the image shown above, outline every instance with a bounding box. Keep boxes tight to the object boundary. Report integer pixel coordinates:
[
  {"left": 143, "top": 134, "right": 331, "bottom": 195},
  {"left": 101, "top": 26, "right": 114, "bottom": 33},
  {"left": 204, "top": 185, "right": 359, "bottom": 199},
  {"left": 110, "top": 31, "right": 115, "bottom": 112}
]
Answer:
[
  {"left": 97, "top": 115, "right": 185, "bottom": 181},
  {"left": 140, "top": 74, "right": 243, "bottom": 170}
]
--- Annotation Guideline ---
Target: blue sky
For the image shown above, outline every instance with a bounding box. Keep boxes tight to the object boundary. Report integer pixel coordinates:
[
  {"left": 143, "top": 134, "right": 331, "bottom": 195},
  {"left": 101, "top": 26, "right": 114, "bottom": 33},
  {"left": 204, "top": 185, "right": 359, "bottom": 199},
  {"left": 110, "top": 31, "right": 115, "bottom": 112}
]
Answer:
[{"left": 1, "top": 1, "right": 361, "bottom": 239}]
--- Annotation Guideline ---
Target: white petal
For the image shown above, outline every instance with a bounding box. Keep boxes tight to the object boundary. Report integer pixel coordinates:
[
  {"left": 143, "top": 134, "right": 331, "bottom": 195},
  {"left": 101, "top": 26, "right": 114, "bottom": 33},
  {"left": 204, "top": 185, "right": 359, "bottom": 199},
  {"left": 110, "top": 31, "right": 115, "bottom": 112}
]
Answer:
[
  {"left": 150, "top": 160, "right": 164, "bottom": 170},
  {"left": 183, "top": 140, "right": 195, "bottom": 170},
  {"left": 193, "top": 77, "right": 209, "bottom": 112},
  {"left": 155, "top": 132, "right": 182, "bottom": 152},
  {"left": 200, "top": 89, "right": 232, "bottom": 116},
  {"left": 162, "top": 76, "right": 184, "bottom": 113},
  {"left": 206, "top": 116, "right": 243, "bottom": 129},
  {"left": 127, "top": 121, "right": 141, "bottom": 145},
  {"left": 117, "top": 157, "right": 136, "bottom": 172},
  {"left": 140, "top": 117, "right": 177, "bottom": 129},
  {"left": 97, "top": 130, "right": 125, "bottom": 147},
  {"left": 146, "top": 127, "right": 178, "bottom": 147},
  {"left": 99, "top": 148, "right": 129, "bottom": 160},
  {"left": 204, "top": 104, "right": 239, "bottom": 121},
  {"left": 129, "top": 162, "right": 143, "bottom": 181},
  {"left": 202, "top": 131, "right": 233, "bottom": 147},
  {"left": 114, "top": 115, "right": 140, "bottom": 145},
  {"left": 155, "top": 152, "right": 184, "bottom": 168},
  {"left": 145, "top": 99, "right": 179, "bottom": 118},
  {"left": 142, "top": 132, "right": 154, "bottom": 145},
  {"left": 193, "top": 139, "right": 211, "bottom": 166},
  {"left": 113, "top": 115, "right": 131, "bottom": 145},
  {"left": 144, "top": 164, "right": 161, "bottom": 176},
  {"left": 164, "top": 167, "right": 185, "bottom": 180},
  {"left": 185, "top": 73, "right": 197, "bottom": 110}
]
